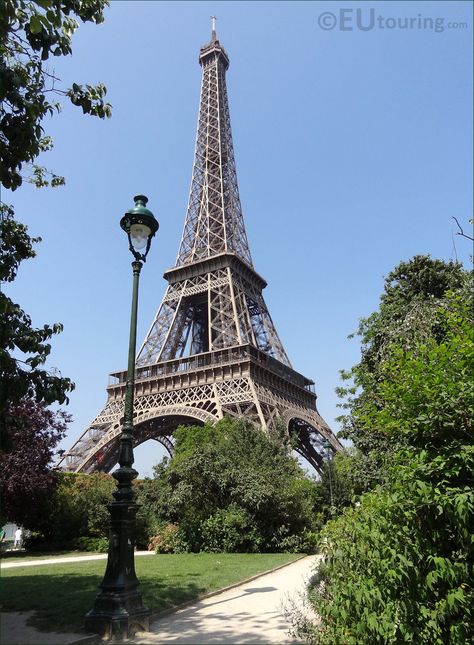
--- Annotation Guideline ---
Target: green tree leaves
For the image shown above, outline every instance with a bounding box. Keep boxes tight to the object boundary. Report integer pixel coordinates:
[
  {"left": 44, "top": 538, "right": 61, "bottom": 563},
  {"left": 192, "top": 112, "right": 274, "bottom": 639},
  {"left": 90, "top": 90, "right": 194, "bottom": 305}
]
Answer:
[
  {"left": 1, "top": 0, "right": 111, "bottom": 189},
  {"left": 299, "top": 269, "right": 473, "bottom": 645},
  {"left": 68, "top": 82, "right": 111, "bottom": 118},
  {"left": 311, "top": 449, "right": 473, "bottom": 644},
  {"left": 337, "top": 256, "right": 467, "bottom": 491},
  {"left": 137, "top": 417, "right": 320, "bottom": 553},
  {"left": 33, "top": 471, "right": 115, "bottom": 549},
  {"left": 0, "top": 207, "right": 74, "bottom": 444},
  {"left": 1, "top": 0, "right": 111, "bottom": 443}
]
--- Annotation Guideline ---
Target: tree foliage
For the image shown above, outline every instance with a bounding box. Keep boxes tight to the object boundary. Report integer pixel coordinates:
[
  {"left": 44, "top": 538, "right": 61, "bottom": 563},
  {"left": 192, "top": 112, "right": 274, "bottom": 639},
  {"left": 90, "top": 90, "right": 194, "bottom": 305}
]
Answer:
[
  {"left": 1, "top": 0, "right": 111, "bottom": 190},
  {"left": 299, "top": 269, "right": 473, "bottom": 645},
  {"left": 336, "top": 255, "right": 466, "bottom": 492},
  {"left": 26, "top": 471, "right": 115, "bottom": 550},
  {"left": 0, "top": 205, "right": 75, "bottom": 443},
  {"left": 312, "top": 451, "right": 357, "bottom": 524},
  {"left": 137, "top": 418, "right": 319, "bottom": 553},
  {"left": 0, "top": 398, "right": 69, "bottom": 527},
  {"left": 1, "top": 0, "right": 111, "bottom": 442}
]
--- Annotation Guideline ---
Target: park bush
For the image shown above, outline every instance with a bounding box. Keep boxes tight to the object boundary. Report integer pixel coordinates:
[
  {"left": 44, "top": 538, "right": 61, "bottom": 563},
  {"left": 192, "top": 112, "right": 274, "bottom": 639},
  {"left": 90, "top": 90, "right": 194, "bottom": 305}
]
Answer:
[
  {"left": 148, "top": 523, "right": 184, "bottom": 553},
  {"left": 23, "top": 531, "right": 51, "bottom": 552},
  {"left": 25, "top": 471, "right": 115, "bottom": 550},
  {"left": 74, "top": 536, "right": 109, "bottom": 553},
  {"left": 136, "top": 417, "right": 321, "bottom": 553},
  {"left": 299, "top": 530, "right": 319, "bottom": 555},
  {"left": 295, "top": 263, "right": 474, "bottom": 644},
  {"left": 200, "top": 505, "right": 262, "bottom": 553}
]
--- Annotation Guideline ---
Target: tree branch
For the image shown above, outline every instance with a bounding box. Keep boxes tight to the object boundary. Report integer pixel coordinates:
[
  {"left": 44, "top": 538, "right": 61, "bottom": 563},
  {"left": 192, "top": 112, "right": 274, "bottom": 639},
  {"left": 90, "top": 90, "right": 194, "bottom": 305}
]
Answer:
[{"left": 452, "top": 217, "right": 474, "bottom": 241}]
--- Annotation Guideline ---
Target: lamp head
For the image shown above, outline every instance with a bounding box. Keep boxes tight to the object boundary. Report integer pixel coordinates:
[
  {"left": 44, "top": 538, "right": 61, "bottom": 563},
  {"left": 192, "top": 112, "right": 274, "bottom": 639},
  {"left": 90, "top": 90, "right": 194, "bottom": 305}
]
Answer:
[{"left": 120, "top": 195, "right": 159, "bottom": 261}]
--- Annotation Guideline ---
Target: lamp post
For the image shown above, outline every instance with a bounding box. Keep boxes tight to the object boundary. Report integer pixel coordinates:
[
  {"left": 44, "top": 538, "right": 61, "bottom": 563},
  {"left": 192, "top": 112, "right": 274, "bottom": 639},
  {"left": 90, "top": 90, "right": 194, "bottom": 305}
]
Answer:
[
  {"left": 323, "top": 439, "right": 335, "bottom": 516},
  {"left": 85, "top": 195, "right": 159, "bottom": 640}
]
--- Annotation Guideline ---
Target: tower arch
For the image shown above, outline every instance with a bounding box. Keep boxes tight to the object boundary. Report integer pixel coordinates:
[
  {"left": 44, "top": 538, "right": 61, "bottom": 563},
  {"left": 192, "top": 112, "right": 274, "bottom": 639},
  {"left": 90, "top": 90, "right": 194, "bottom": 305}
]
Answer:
[{"left": 73, "top": 406, "right": 217, "bottom": 474}]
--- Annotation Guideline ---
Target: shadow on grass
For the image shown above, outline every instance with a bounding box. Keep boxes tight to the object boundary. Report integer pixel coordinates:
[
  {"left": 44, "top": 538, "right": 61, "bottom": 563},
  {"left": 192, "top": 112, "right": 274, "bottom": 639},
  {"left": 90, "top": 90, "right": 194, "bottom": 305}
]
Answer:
[{"left": 1, "top": 571, "right": 203, "bottom": 634}]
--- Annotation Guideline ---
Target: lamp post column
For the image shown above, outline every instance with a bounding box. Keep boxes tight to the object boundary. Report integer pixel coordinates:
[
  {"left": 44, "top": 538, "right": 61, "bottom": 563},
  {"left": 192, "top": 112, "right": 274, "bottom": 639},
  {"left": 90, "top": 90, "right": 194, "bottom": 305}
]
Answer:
[
  {"left": 120, "top": 260, "right": 142, "bottom": 476},
  {"left": 85, "top": 196, "right": 158, "bottom": 640}
]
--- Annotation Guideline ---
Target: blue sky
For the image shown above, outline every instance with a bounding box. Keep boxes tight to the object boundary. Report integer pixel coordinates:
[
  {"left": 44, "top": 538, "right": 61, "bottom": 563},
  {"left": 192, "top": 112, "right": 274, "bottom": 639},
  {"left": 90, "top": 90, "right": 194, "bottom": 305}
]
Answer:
[{"left": 6, "top": 1, "right": 472, "bottom": 476}]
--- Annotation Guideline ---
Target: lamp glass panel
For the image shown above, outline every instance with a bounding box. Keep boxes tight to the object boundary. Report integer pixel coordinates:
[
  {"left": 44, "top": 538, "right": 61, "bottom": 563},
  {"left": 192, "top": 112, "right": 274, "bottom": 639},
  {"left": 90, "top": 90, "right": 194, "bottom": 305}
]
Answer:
[{"left": 130, "top": 223, "right": 151, "bottom": 250}]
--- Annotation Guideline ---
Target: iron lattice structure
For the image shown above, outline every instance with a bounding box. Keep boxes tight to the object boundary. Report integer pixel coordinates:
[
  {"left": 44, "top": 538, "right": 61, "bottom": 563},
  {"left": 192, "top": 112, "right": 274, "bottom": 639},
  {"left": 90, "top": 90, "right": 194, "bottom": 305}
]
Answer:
[{"left": 60, "top": 29, "right": 342, "bottom": 475}]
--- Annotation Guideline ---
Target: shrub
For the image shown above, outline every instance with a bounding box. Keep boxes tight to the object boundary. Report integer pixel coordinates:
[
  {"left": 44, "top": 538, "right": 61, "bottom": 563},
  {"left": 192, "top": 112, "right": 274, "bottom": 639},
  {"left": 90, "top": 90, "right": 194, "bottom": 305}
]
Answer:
[
  {"left": 23, "top": 531, "right": 51, "bottom": 552},
  {"left": 200, "top": 506, "right": 262, "bottom": 553},
  {"left": 299, "top": 530, "right": 319, "bottom": 555},
  {"left": 148, "top": 523, "right": 183, "bottom": 553},
  {"left": 74, "top": 536, "right": 109, "bottom": 553},
  {"left": 19, "top": 472, "right": 115, "bottom": 551},
  {"left": 298, "top": 275, "right": 474, "bottom": 644}
]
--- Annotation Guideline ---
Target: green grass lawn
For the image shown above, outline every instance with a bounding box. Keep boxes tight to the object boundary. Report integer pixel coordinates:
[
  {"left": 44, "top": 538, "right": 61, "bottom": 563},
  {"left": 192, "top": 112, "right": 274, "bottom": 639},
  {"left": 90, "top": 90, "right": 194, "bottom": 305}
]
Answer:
[{"left": 1, "top": 552, "right": 301, "bottom": 634}]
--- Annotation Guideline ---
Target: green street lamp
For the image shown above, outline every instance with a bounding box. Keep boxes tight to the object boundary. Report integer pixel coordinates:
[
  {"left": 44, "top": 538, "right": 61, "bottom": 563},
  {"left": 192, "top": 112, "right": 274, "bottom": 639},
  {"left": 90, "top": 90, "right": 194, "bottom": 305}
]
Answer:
[
  {"left": 323, "top": 439, "right": 336, "bottom": 516},
  {"left": 85, "top": 195, "right": 158, "bottom": 640}
]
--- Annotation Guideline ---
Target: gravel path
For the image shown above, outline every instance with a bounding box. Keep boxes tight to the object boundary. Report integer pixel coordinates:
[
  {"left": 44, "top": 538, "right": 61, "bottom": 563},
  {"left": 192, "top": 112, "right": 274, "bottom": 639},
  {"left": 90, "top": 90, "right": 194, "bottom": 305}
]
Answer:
[
  {"left": 1, "top": 551, "right": 154, "bottom": 570},
  {"left": 131, "top": 555, "right": 319, "bottom": 644}
]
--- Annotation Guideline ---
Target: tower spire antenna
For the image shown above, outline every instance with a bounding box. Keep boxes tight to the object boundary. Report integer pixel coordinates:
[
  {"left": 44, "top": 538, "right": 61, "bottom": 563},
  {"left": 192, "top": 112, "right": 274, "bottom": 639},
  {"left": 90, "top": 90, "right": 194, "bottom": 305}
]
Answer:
[{"left": 211, "top": 15, "right": 217, "bottom": 41}]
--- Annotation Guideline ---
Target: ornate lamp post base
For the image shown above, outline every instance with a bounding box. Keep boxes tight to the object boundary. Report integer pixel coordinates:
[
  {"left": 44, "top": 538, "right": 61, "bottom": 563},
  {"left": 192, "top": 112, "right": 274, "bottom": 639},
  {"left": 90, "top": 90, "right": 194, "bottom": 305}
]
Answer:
[
  {"left": 85, "top": 598, "right": 149, "bottom": 641},
  {"left": 85, "top": 470, "right": 150, "bottom": 640}
]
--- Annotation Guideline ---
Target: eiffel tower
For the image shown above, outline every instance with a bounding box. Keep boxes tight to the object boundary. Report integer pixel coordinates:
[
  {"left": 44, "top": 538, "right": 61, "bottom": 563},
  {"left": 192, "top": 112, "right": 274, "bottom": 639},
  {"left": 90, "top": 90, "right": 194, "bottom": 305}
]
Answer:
[{"left": 61, "top": 23, "right": 342, "bottom": 475}]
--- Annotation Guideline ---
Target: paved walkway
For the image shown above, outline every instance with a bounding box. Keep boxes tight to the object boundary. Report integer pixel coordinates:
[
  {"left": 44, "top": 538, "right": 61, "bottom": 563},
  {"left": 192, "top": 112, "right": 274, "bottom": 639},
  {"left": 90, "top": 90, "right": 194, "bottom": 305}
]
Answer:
[
  {"left": 0, "top": 612, "right": 88, "bottom": 645},
  {"left": 1, "top": 551, "right": 154, "bottom": 570},
  {"left": 131, "top": 555, "right": 319, "bottom": 644}
]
